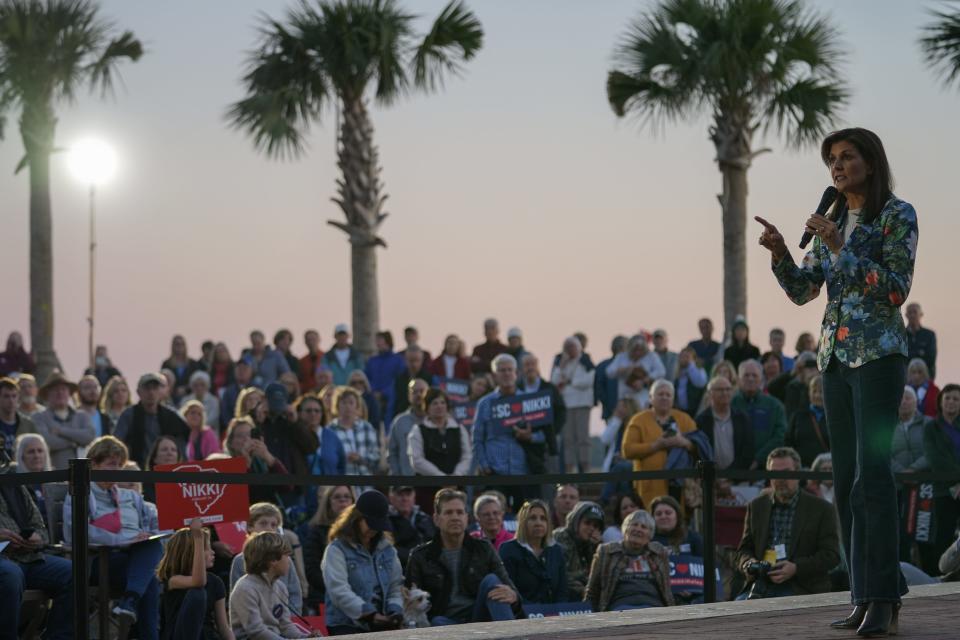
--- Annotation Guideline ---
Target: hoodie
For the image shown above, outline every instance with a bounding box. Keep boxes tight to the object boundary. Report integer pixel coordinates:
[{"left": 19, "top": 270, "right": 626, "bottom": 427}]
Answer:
[{"left": 552, "top": 501, "right": 604, "bottom": 600}]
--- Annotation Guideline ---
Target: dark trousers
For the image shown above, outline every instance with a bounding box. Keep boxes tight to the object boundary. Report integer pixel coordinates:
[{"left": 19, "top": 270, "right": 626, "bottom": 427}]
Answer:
[
  {"left": 167, "top": 588, "right": 206, "bottom": 640},
  {"left": 822, "top": 354, "right": 907, "bottom": 604}
]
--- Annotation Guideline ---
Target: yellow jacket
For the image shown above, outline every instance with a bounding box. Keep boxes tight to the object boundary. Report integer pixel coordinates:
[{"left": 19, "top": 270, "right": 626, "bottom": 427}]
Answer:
[{"left": 621, "top": 408, "right": 697, "bottom": 508}]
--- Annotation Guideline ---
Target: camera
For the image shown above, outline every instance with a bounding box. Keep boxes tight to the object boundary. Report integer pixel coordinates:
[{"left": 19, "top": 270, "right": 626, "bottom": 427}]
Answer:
[{"left": 746, "top": 560, "right": 772, "bottom": 599}]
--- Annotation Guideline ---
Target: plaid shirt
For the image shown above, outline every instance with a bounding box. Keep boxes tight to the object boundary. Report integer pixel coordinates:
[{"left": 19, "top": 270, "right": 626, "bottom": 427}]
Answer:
[
  {"left": 767, "top": 490, "right": 800, "bottom": 550},
  {"left": 0, "top": 485, "right": 48, "bottom": 563},
  {"left": 330, "top": 419, "right": 380, "bottom": 477}
]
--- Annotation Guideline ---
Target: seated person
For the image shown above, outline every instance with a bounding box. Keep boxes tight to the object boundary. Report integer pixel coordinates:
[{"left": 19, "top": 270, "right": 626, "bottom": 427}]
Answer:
[
  {"left": 469, "top": 494, "right": 514, "bottom": 550},
  {"left": 499, "top": 500, "right": 567, "bottom": 604},
  {"left": 602, "top": 492, "right": 643, "bottom": 543},
  {"left": 156, "top": 518, "right": 234, "bottom": 640},
  {"left": 63, "top": 435, "right": 163, "bottom": 639},
  {"left": 735, "top": 447, "right": 840, "bottom": 599},
  {"left": 585, "top": 510, "right": 674, "bottom": 611},
  {"left": 0, "top": 467, "right": 73, "bottom": 639},
  {"left": 406, "top": 489, "right": 521, "bottom": 626},
  {"left": 553, "top": 501, "right": 604, "bottom": 600},
  {"left": 387, "top": 486, "right": 436, "bottom": 567},
  {"left": 303, "top": 486, "right": 355, "bottom": 612},
  {"left": 650, "top": 495, "right": 705, "bottom": 604},
  {"left": 230, "top": 532, "right": 310, "bottom": 639},
  {"left": 229, "top": 502, "right": 303, "bottom": 615},
  {"left": 322, "top": 491, "right": 404, "bottom": 634}
]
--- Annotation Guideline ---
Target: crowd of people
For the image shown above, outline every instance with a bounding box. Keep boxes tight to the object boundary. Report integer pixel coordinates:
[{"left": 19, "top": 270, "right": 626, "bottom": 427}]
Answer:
[{"left": 0, "top": 305, "right": 958, "bottom": 638}]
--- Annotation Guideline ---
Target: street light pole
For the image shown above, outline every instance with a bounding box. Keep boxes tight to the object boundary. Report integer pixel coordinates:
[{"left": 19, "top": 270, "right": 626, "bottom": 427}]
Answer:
[{"left": 87, "top": 184, "right": 96, "bottom": 370}]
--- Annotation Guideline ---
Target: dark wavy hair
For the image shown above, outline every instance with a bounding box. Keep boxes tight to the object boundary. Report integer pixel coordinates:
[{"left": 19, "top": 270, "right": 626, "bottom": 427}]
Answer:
[
  {"left": 937, "top": 383, "right": 960, "bottom": 420},
  {"left": 820, "top": 128, "right": 893, "bottom": 226}
]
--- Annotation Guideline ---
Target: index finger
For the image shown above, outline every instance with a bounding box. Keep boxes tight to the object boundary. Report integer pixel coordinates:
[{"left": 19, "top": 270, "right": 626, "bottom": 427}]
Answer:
[{"left": 754, "top": 215, "right": 776, "bottom": 230}]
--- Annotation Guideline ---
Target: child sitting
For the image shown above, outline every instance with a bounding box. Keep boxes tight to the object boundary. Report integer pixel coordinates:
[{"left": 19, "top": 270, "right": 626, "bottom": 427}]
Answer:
[
  {"left": 229, "top": 503, "right": 303, "bottom": 614},
  {"left": 63, "top": 435, "right": 162, "bottom": 639},
  {"left": 156, "top": 518, "right": 234, "bottom": 640},
  {"left": 230, "top": 532, "right": 313, "bottom": 639}
]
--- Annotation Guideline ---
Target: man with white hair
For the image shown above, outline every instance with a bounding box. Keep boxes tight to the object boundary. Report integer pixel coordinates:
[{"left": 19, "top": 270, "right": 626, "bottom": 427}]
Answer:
[
  {"left": 607, "top": 334, "right": 666, "bottom": 402},
  {"left": 732, "top": 360, "right": 787, "bottom": 469},
  {"left": 905, "top": 302, "right": 937, "bottom": 379},
  {"left": 473, "top": 354, "right": 540, "bottom": 509}
]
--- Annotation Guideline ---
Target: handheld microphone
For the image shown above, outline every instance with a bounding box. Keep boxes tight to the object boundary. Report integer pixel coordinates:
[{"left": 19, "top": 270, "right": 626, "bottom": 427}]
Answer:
[{"left": 799, "top": 186, "right": 839, "bottom": 249}]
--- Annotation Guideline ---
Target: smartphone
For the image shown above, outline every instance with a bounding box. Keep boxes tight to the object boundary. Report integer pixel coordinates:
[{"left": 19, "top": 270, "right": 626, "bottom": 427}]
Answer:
[
  {"left": 20, "top": 528, "right": 35, "bottom": 539},
  {"left": 250, "top": 426, "right": 262, "bottom": 440}
]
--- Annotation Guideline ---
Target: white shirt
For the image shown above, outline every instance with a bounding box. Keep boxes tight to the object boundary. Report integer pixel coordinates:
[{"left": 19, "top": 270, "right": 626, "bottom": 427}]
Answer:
[
  {"left": 842, "top": 208, "right": 862, "bottom": 245},
  {"left": 443, "top": 354, "right": 457, "bottom": 379}
]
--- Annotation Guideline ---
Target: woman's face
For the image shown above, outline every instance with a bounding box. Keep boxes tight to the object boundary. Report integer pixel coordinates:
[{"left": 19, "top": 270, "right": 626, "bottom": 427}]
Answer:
[
  {"left": 653, "top": 504, "right": 678, "bottom": 534},
  {"left": 427, "top": 396, "right": 448, "bottom": 422},
  {"left": 623, "top": 519, "right": 652, "bottom": 549},
  {"left": 229, "top": 423, "right": 252, "bottom": 457},
  {"left": 172, "top": 336, "right": 187, "bottom": 357},
  {"left": 619, "top": 496, "right": 639, "bottom": 521},
  {"left": 470, "top": 377, "right": 489, "bottom": 397},
  {"left": 733, "top": 326, "right": 748, "bottom": 343},
  {"left": 477, "top": 501, "right": 504, "bottom": 535},
  {"left": 651, "top": 385, "right": 674, "bottom": 413},
  {"left": 763, "top": 358, "right": 781, "bottom": 382},
  {"left": 153, "top": 438, "right": 180, "bottom": 467},
  {"left": 214, "top": 344, "right": 230, "bottom": 363},
  {"left": 22, "top": 440, "right": 47, "bottom": 472},
  {"left": 445, "top": 336, "right": 459, "bottom": 356},
  {"left": 716, "top": 365, "right": 736, "bottom": 386},
  {"left": 329, "top": 487, "right": 354, "bottom": 515},
  {"left": 829, "top": 140, "right": 870, "bottom": 197},
  {"left": 524, "top": 506, "right": 549, "bottom": 543},
  {"left": 244, "top": 392, "right": 266, "bottom": 423},
  {"left": 299, "top": 400, "right": 324, "bottom": 428},
  {"left": 112, "top": 382, "right": 129, "bottom": 407},
  {"left": 184, "top": 406, "right": 205, "bottom": 430},
  {"left": 338, "top": 394, "right": 359, "bottom": 421},
  {"left": 942, "top": 390, "right": 960, "bottom": 419}
]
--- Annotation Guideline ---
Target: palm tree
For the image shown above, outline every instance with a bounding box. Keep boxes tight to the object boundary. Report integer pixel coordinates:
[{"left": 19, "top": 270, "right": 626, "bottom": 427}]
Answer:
[
  {"left": 920, "top": 3, "right": 960, "bottom": 89},
  {"left": 0, "top": 0, "right": 142, "bottom": 382},
  {"left": 229, "top": 0, "right": 482, "bottom": 357},
  {"left": 606, "top": 0, "right": 847, "bottom": 337}
]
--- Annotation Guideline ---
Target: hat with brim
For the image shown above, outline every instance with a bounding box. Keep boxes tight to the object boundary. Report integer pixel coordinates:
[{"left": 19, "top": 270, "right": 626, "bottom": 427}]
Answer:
[
  {"left": 39, "top": 371, "right": 78, "bottom": 399},
  {"left": 138, "top": 372, "right": 165, "bottom": 387},
  {"left": 356, "top": 490, "right": 393, "bottom": 532}
]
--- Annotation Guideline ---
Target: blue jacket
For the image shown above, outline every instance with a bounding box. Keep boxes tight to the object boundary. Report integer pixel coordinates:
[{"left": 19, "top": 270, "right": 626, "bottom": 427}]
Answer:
[
  {"left": 364, "top": 351, "right": 406, "bottom": 425},
  {"left": 499, "top": 539, "right": 568, "bottom": 605},
  {"left": 594, "top": 357, "right": 619, "bottom": 420},
  {"left": 322, "top": 536, "right": 404, "bottom": 631},
  {"left": 322, "top": 347, "right": 365, "bottom": 386},
  {"left": 665, "top": 429, "right": 714, "bottom": 486},
  {"left": 308, "top": 426, "right": 347, "bottom": 476}
]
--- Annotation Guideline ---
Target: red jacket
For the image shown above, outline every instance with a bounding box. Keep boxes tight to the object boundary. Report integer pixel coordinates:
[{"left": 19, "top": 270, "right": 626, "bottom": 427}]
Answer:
[
  {"left": 428, "top": 354, "right": 471, "bottom": 381},
  {"left": 919, "top": 382, "right": 939, "bottom": 418},
  {"left": 299, "top": 351, "right": 325, "bottom": 392}
]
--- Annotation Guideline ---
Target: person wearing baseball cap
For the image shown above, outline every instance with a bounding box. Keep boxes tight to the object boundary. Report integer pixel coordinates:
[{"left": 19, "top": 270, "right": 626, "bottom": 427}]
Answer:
[
  {"left": 553, "top": 501, "right": 606, "bottom": 600},
  {"left": 321, "top": 323, "right": 365, "bottom": 386},
  {"left": 112, "top": 371, "right": 189, "bottom": 468},
  {"left": 505, "top": 326, "right": 528, "bottom": 363},
  {"left": 323, "top": 490, "right": 405, "bottom": 634}
]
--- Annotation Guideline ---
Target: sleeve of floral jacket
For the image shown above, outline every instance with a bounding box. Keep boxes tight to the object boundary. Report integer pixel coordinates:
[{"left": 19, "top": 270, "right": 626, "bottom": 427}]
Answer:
[{"left": 771, "top": 197, "right": 918, "bottom": 369}]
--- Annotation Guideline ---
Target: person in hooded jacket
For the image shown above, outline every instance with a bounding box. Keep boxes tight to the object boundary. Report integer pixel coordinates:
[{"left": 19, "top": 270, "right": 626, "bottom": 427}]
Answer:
[{"left": 552, "top": 501, "right": 605, "bottom": 600}]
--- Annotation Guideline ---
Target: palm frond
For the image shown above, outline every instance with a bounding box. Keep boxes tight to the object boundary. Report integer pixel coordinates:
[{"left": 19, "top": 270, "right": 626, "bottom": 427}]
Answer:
[
  {"left": 763, "top": 77, "right": 848, "bottom": 148},
  {"left": 87, "top": 30, "right": 143, "bottom": 96},
  {"left": 920, "top": 5, "right": 960, "bottom": 89},
  {"left": 412, "top": 0, "right": 483, "bottom": 92}
]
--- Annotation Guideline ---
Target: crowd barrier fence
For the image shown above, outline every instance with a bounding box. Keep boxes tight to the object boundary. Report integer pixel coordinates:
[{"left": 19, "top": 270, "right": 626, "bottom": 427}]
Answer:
[{"left": 2, "top": 462, "right": 959, "bottom": 640}]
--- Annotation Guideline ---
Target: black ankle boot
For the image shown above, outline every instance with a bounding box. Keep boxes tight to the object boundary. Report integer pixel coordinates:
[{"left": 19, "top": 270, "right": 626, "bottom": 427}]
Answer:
[
  {"left": 830, "top": 604, "right": 867, "bottom": 629},
  {"left": 857, "top": 602, "right": 894, "bottom": 637}
]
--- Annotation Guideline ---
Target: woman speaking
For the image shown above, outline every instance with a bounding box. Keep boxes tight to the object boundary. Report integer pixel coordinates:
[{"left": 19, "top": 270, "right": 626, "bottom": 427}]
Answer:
[{"left": 756, "top": 128, "right": 918, "bottom": 637}]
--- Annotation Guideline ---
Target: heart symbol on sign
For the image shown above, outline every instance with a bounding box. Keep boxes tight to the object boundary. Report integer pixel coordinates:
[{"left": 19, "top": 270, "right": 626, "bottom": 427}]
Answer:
[
  {"left": 677, "top": 564, "right": 689, "bottom": 574},
  {"left": 173, "top": 464, "right": 227, "bottom": 516},
  {"left": 511, "top": 403, "right": 521, "bottom": 413}
]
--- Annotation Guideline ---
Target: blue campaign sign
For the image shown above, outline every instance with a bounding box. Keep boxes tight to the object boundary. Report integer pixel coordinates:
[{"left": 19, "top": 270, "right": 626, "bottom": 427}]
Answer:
[
  {"left": 668, "top": 554, "right": 721, "bottom": 595},
  {"left": 523, "top": 602, "right": 593, "bottom": 618},
  {"left": 435, "top": 377, "right": 470, "bottom": 403},
  {"left": 452, "top": 401, "right": 478, "bottom": 429},
  {"left": 489, "top": 390, "right": 555, "bottom": 429}
]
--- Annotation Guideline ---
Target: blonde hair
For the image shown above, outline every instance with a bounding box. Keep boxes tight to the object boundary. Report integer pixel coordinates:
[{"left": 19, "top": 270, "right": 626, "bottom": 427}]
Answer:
[
  {"left": 242, "top": 531, "right": 291, "bottom": 575},
  {"left": 309, "top": 486, "right": 354, "bottom": 527},
  {"left": 248, "top": 502, "right": 283, "bottom": 528},
  {"left": 100, "top": 376, "right": 132, "bottom": 414},
  {"left": 235, "top": 387, "right": 264, "bottom": 419},
  {"left": 515, "top": 499, "right": 554, "bottom": 547},
  {"left": 332, "top": 386, "right": 363, "bottom": 419},
  {"left": 224, "top": 417, "right": 255, "bottom": 457},
  {"left": 156, "top": 526, "right": 211, "bottom": 582},
  {"left": 179, "top": 399, "right": 206, "bottom": 424}
]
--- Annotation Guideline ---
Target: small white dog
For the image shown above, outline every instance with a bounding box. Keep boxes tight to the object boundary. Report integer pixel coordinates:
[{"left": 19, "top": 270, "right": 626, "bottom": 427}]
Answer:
[{"left": 402, "top": 584, "right": 432, "bottom": 628}]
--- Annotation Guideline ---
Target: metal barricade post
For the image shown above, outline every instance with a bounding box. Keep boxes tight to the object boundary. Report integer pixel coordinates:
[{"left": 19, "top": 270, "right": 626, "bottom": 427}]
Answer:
[
  {"left": 69, "top": 458, "right": 91, "bottom": 640},
  {"left": 700, "top": 459, "right": 717, "bottom": 604}
]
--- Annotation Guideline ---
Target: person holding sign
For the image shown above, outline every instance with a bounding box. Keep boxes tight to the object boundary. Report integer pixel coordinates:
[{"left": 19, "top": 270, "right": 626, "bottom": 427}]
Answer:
[
  {"left": 651, "top": 495, "right": 705, "bottom": 605},
  {"left": 584, "top": 510, "right": 673, "bottom": 612}
]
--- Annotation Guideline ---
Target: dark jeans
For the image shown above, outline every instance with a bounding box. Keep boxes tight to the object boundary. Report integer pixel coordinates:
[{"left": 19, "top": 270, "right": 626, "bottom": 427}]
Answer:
[
  {"left": 823, "top": 354, "right": 907, "bottom": 604},
  {"left": 91, "top": 540, "right": 163, "bottom": 640},
  {"left": 167, "top": 588, "right": 206, "bottom": 640},
  {"left": 0, "top": 554, "right": 73, "bottom": 640},
  {"left": 430, "top": 573, "right": 515, "bottom": 625}
]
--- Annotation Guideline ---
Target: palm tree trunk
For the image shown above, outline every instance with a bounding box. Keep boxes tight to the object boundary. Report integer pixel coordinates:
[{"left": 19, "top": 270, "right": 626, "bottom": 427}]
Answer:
[
  {"left": 711, "top": 114, "right": 755, "bottom": 341},
  {"left": 328, "top": 97, "right": 388, "bottom": 358},
  {"left": 22, "top": 103, "right": 60, "bottom": 382}
]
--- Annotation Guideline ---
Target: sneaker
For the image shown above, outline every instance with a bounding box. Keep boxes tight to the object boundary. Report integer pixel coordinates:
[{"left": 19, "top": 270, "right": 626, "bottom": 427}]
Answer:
[{"left": 112, "top": 595, "right": 138, "bottom": 625}]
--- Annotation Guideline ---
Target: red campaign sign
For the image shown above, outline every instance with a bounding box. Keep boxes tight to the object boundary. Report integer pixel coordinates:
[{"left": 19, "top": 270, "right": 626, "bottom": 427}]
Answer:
[{"left": 154, "top": 457, "right": 250, "bottom": 530}]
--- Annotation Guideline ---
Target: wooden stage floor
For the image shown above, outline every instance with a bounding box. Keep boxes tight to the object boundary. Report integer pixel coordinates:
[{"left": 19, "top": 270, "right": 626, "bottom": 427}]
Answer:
[{"left": 363, "top": 583, "right": 960, "bottom": 639}]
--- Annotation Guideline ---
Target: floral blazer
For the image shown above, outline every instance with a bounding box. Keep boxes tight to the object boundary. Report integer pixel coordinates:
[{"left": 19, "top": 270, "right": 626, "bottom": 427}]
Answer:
[{"left": 772, "top": 196, "right": 918, "bottom": 370}]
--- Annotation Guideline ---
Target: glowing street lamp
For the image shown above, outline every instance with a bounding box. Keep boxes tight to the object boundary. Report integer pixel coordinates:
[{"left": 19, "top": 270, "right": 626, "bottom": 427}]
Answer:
[{"left": 68, "top": 138, "right": 117, "bottom": 369}]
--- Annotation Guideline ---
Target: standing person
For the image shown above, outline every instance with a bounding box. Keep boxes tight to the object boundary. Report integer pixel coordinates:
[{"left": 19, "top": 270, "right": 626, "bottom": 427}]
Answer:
[
  {"left": 722, "top": 319, "right": 761, "bottom": 370},
  {"left": 161, "top": 335, "right": 201, "bottom": 404},
  {"left": 100, "top": 375, "right": 132, "bottom": 423},
  {"left": 904, "top": 303, "right": 936, "bottom": 380},
  {"left": 907, "top": 358, "right": 939, "bottom": 418},
  {"left": 756, "top": 127, "right": 917, "bottom": 634},
  {"left": 518, "top": 354, "right": 565, "bottom": 478},
  {"left": 785, "top": 376, "right": 830, "bottom": 468},
  {"left": 392, "top": 346, "right": 430, "bottom": 416},
  {"left": 0, "top": 378, "right": 36, "bottom": 462},
  {"left": 652, "top": 330, "right": 678, "bottom": 382},
  {"left": 77, "top": 374, "right": 112, "bottom": 438},
  {"left": 364, "top": 331, "right": 406, "bottom": 427},
  {"left": 407, "top": 387, "right": 473, "bottom": 503},
  {"left": 732, "top": 360, "right": 787, "bottom": 469},
  {"left": 470, "top": 318, "right": 508, "bottom": 375},
  {"left": 687, "top": 318, "right": 722, "bottom": 373},
  {"left": 181, "top": 400, "right": 221, "bottom": 461},
  {"left": 387, "top": 379, "right": 428, "bottom": 477},
  {"left": 695, "top": 377, "right": 754, "bottom": 472},
  {"left": 85, "top": 344, "right": 122, "bottom": 386},
  {"left": 179, "top": 371, "right": 220, "bottom": 434},
  {"left": 296, "top": 395, "right": 344, "bottom": 477},
  {"left": 15, "top": 374, "right": 44, "bottom": 416},
  {"left": 32, "top": 372, "right": 95, "bottom": 469},
  {"left": 551, "top": 337, "right": 595, "bottom": 474},
  {"left": 273, "top": 329, "right": 300, "bottom": 376},
  {"left": 321, "top": 324, "right": 364, "bottom": 386},
  {"left": 298, "top": 329, "right": 324, "bottom": 392},
  {"left": 607, "top": 334, "right": 666, "bottom": 404},
  {"left": 219, "top": 359, "right": 254, "bottom": 432},
  {"left": 207, "top": 343, "right": 234, "bottom": 396},
  {"left": 400, "top": 326, "right": 432, "bottom": 362},
  {"left": 429, "top": 334, "right": 471, "bottom": 381},
  {"left": 329, "top": 387, "right": 379, "bottom": 493},
  {"left": 673, "top": 347, "right": 707, "bottom": 416},
  {"left": 769, "top": 329, "right": 795, "bottom": 373},
  {"left": 243, "top": 330, "right": 291, "bottom": 388},
  {"left": 505, "top": 327, "right": 528, "bottom": 363},
  {"left": 595, "top": 335, "right": 627, "bottom": 421},
  {"left": 0, "top": 331, "right": 34, "bottom": 376},
  {"left": 113, "top": 373, "right": 190, "bottom": 469},
  {"left": 891, "top": 387, "right": 930, "bottom": 476}
]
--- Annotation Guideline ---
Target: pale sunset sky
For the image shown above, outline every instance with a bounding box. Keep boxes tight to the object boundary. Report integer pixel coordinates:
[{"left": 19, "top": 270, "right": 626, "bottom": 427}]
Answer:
[{"left": 2, "top": 1, "right": 959, "bottom": 400}]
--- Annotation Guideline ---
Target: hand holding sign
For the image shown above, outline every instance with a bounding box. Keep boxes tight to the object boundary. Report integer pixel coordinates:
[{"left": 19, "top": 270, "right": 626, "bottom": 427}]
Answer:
[{"left": 513, "top": 422, "right": 533, "bottom": 443}]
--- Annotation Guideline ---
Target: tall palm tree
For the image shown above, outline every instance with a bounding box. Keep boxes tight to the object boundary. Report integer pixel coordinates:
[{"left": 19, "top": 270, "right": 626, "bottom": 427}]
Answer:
[
  {"left": 229, "top": 0, "right": 482, "bottom": 357},
  {"left": 0, "top": 0, "right": 142, "bottom": 382},
  {"left": 606, "top": 0, "right": 847, "bottom": 337},
  {"left": 920, "top": 3, "right": 960, "bottom": 89}
]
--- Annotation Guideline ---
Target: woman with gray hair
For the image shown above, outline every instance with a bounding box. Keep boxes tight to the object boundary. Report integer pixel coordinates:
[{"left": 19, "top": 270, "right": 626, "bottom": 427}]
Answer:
[
  {"left": 551, "top": 336, "right": 596, "bottom": 473},
  {"left": 14, "top": 433, "right": 53, "bottom": 528},
  {"left": 907, "top": 358, "right": 939, "bottom": 418},
  {"left": 584, "top": 509, "right": 674, "bottom": 611},
  {"left": 178, "top": 369, "right": 220, "bottom": 430}
]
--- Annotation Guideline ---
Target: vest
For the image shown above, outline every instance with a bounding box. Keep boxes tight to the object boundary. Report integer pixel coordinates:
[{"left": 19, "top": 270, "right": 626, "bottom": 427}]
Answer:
[{"left": 419, "top": 424, "right": 462, "bottom": 475}]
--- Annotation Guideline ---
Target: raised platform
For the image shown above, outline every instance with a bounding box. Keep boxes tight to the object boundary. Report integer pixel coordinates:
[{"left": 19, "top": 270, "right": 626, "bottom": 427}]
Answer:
[{"left": 365, "top": 582, "right": 960, "bottom": 639}]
